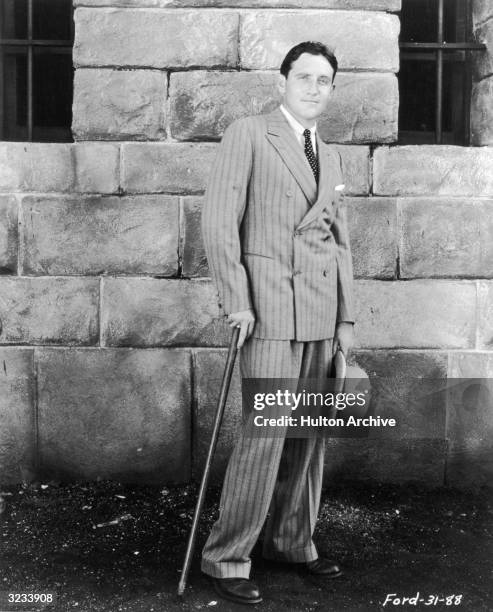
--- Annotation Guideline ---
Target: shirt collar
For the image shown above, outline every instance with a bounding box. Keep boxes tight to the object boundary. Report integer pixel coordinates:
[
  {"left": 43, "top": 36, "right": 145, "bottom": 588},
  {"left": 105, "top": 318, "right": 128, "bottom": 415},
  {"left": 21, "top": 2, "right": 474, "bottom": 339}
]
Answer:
[{"left": 280, "top": 104, "right": 317, "bottom": 139}]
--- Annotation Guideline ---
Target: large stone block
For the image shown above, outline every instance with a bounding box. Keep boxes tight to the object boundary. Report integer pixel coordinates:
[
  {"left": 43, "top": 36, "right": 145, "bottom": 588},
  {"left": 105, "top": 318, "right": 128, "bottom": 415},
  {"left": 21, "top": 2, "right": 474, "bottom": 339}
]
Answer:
[
  {"left": 0, "top": 196, "right": 18, "bottom": 274},
  {"left": 37, "top": 348, "right": 191, "bottom": 483},
  {"left": 20, "top": 195, "right": 179, "bottom": 276},
  {"left": 399, "top": 198, "right": 493, "bottom": 278},
  {"left": 181, "top": 197, "right": 208, "bottom": 277},
  {"left": 0, "top": 278, "right": 99, "bottom": 345},
  {"left": 101, "top": 278, "right": 229, "bottom": 347},
  {"left": 373, "top": 146, "right": 493, "bottom": 196},
  {"left": 0, "top": 349, "right": 35, "bottom": 484},
  {"left": 473, "top": 0, "right": 493, "bottom": 27},
  {"left": 354, "top": 280, "right": 476, "bottom": 348},
  {"left": 324, "top": 439, "right": 446, "bottom": 486},
  {"left": 170, "top": 71, "right": 398, "bottom": 143},
  {"left": 192, "top": 349, "right": 242, "bottom": 480},
  {"left": 473, "top": 19, "right": 493, "bottom": 80},
  {"left": 73, "top": 69, "right": 167, "bottom": 140},
  {"left": 352, "top": 349, "right": 448, "bottom": 441},
  {"left": 337, "top": 146, "right": 370, "bottom": 195},
  {"left": 347, "top": 197, "right": 397, "bottom": 279},
  {"left": 446, "top": 352, "right": 493, "bottom": 489},
  {"left": 74, "top": 0, "right": 401, "bottom": 10},
  {"left": 0, "top": 143, "right": 119, "bottom": 193},
  {"left": 240, "top": 11, "right": 399, "bottom": 71},
  {"left": 471, "top": 77, "right": 493, "bottom": 146},
  {"left": 122, "top": 143, "right": 217, "bottom": 194},
  {"left": 74, "top": 8, "right": 238, "bottom": 68},
  {"left": 477, "top": 281, "right": 493, "bottom": 349}
]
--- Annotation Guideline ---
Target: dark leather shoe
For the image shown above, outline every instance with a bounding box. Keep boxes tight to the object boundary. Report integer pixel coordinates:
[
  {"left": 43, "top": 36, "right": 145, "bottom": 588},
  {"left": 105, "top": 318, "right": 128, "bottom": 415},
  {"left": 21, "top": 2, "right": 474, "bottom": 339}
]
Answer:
[
  {"left": 305, "top": 557, "right": 343, "bottom": 577},
  {"left": 212, "top": 577, "right": 263, "bottom": 605}
]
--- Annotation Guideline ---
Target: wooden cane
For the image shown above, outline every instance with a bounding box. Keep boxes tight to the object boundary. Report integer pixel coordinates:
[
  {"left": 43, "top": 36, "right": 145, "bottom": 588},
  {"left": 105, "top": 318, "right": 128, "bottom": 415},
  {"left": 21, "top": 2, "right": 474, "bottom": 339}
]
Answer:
[{"left": 177, "top": 326, "right": 240, "bottom": 596}]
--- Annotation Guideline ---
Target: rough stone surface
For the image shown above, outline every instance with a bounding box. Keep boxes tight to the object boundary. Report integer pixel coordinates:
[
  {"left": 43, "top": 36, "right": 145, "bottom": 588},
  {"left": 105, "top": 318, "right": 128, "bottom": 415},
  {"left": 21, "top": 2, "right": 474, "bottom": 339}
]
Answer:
[
  {"left": 352, "top": 350, "right": 448, "bottom": 441},
  {"left": 473, "top": 0, "right": 493, "bottom": 27},
  {"left": 74, "top": 1, "right": 401, "bottom": 10},
  {"left": 122, "top": 143, "right": 217, "bottom": 194},
  {"left": 400, "top": 199, "right": 493, "bottom": 278},
  {"left": 192, "top": 349, "right": 241, "bottom": 480},
  {"left": 471, "top": 77, "right": 493, "bottom": 146},
  {"left": 74, "top": 8, "right": 238, "bottom": 68},
  {"left": 477, "top": 281, "right": 493, "bottom": 349},
  {"left": 473, "top": 19, "right": 493, "bottom": 81},
  {"left": 354, "top": 280, "right": 476, "bottom": 349},
  {"left": 101, "top": 279, "right": 230, "bottom": 347},
  {"left": 347, "top": 197, "right": 397, "bottom": 279},
  {"left": 337, "top": 146, "right": 370, "bottom": 196},
  {"left": 324, "top": 439, "right": 446, "bottom": 486},
  {"left": 0, "top": 349, "right": 35, "bottom": 484},
  {"left": 181, "top": 197, "right": 209, "bottom": 277},
  {"left": 122, "top": 143, "right": 368, "bottom": 195},
  {"left": 20, "top": 195, "right": 179, "bottom": 276},
  {"left": 170, "top": 71, "right": 398, "bottom": 143},
  {"left": 37, "top": 348, "right": 191, "bottom": 483},
  {"left": 73, "top": 144, "right": 120, "bottom": 193},
  {"left": 0, "top": 278, "right": 99, "bottom": 345},
  {"left": 240, "top": 11, "right": 399, "bottom": 71},
  {"left": 0, "top": 143, "right": 119, "bottom": 193},
  {"left": 73, "top": 69, "right": 167, "bottom": 141},
  {"left": 374, "top": 146, "right": 493, "bottom": 196},
  {"left": 446, "top": 352, "right": 493, "bottom": 489},
  {"left": 0, "top": 196, "right": 18, "bottom": 274}
]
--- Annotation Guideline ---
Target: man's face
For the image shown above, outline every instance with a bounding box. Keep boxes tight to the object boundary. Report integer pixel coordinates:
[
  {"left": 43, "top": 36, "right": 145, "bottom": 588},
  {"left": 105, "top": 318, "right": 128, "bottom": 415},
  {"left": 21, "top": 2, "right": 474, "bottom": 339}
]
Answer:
[{"left": 278, "top": 52, "right": 335, "bottom": 127}]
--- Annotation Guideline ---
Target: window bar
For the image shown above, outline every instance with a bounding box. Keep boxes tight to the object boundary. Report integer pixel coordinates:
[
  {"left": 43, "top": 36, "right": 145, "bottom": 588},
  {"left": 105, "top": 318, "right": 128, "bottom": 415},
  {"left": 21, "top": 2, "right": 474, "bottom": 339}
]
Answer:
[
  {"left": 27, "top": 0, "right": 33, "bottom": 141},
  {"left": 436, "top": 0, "right": 444, "bottom": 144},
  {"left": 463, "top": 0, "right": 472, "bottom": 144}
]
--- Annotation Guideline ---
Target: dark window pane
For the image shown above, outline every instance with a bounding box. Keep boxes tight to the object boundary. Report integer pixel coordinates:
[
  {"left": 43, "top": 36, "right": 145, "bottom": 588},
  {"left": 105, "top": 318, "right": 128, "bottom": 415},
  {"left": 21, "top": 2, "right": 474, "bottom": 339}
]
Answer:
[
  {"left": 442, "top": 60, "right": 465, "bottom": 139},
  {"left": 33, "top": 0, "right": 72, "bottom": 40},
  {"left": 0, "top": 0, "right": 27, "bottom": 39},
  {"left": 399, "top": 58, "right": 436, "bottom": 133},
  {"left": 400, "top": 0, "right": 437, "bottom": 43},
  {"left": 32, "top": 48, "right": 73, "bottom": 140},
  {"left": 2, "top": 47, "right": 28, "bottom": 140}
]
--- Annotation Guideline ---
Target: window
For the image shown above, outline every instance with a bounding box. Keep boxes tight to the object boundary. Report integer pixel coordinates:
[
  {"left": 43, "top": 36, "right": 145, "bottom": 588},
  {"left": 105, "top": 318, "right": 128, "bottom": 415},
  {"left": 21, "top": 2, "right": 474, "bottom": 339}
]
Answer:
[
  {"left": 399, "top": 0, "right": 485, "bottom": 145},
  {"left": 0, "top": 0, "right": 74, "bottom": 142}
]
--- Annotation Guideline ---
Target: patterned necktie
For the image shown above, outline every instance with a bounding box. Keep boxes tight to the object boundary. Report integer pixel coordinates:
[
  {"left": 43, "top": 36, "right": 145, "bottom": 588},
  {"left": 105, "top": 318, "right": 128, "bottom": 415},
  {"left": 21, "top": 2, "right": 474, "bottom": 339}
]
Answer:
[{"left": 303, "top": 128, "right": 319, "bottom": 183}]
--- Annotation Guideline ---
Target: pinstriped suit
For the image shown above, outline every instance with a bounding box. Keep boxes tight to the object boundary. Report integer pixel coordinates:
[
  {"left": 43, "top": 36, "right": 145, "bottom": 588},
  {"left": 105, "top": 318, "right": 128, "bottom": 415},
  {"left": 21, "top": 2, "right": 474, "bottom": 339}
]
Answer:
[{"left": 201, "top": 108, "right": 354, "bottom": 579}]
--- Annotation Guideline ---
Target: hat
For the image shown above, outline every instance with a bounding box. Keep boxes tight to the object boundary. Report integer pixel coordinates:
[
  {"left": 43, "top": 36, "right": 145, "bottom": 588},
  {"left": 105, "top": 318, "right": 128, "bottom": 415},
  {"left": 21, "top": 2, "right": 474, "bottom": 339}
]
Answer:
[{"left": 331, "top": 349, "right": 371, "bottom": 418}]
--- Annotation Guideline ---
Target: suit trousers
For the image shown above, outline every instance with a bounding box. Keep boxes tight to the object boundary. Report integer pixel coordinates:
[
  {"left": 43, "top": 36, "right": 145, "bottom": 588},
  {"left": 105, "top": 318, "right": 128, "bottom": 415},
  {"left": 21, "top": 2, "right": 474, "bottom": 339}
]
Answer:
[{"left": 201, "top": 337, "right": 333, "bottom": 579}]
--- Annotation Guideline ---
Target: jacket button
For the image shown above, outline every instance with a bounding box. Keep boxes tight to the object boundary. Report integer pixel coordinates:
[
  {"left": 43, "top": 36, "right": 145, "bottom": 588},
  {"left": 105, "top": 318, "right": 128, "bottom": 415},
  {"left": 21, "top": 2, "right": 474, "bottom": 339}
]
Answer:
[
  {"left": 293, "top": 270, "right": 302, "bottom": 276},
  {"left": 294, "top": 230, "right": 301, "bottom": 237},
  {"left": 323, "top": 270, "right": 328, "bottom": 277},
  {"left": 286, "top": 190, "right": 293, "bottom": 197}
]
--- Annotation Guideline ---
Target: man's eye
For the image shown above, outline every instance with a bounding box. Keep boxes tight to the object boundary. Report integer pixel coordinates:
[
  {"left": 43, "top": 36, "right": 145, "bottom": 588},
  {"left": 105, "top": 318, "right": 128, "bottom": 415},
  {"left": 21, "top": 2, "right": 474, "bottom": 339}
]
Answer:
[{"left": 318, "top": 79, "right": 330, "bottom": 86}]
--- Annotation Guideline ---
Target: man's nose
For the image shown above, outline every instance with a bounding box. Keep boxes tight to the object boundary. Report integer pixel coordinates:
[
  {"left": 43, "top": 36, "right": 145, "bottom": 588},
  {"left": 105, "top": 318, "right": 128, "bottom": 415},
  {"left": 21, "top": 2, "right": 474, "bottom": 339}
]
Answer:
[{"left": 306, "top": 79, "right": 319, "bottom": 95}]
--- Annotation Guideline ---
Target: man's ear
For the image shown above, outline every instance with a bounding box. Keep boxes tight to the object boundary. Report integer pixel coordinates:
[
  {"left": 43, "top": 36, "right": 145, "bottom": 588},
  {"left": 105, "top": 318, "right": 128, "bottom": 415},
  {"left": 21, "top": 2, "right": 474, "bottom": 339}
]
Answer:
[{"left": 277, "top": 75, "right": 286, "bottom": 97}]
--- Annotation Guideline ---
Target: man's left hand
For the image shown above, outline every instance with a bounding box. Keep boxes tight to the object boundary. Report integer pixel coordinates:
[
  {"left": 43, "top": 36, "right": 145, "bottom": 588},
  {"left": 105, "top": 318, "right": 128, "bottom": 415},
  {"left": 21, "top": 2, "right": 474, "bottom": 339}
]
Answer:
[{"left": 333, "top": 322, "right": 354, "bottom": 357}]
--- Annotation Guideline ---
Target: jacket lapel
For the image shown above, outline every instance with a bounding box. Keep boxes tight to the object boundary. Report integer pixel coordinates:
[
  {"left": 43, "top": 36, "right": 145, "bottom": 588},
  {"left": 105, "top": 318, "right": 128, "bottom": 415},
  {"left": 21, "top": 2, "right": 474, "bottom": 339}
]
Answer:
[
  {"left": 265, "top": 109, "right": 317, "bottom": 205},
  {"left": 296, "top": 135, "right": 337, "bottom": 230}
]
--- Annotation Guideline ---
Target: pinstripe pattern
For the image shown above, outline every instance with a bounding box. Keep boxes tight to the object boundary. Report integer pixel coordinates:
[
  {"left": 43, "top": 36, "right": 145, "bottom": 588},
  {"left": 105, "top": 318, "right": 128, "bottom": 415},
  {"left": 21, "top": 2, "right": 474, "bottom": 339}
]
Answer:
[
  {"left": 201, "top": 338, "right": 333, "bottom": 579},
  {"left": 201, "top": 108, "right": 354, "bottom": 341}
]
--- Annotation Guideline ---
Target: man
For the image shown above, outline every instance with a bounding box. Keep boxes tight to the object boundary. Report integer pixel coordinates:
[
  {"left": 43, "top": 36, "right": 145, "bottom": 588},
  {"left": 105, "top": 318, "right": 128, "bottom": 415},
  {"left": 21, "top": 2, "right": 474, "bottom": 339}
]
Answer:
[{"left": 201, "top": 41, "right": 355, "bottom": 605}]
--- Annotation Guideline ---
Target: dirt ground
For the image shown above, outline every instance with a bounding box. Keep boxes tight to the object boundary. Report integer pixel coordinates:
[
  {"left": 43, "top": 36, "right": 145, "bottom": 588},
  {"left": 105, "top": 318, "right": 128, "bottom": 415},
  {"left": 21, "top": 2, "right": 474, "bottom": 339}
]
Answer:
[{"left": 0, "top": 479, "right": 492, "bottom": 612}]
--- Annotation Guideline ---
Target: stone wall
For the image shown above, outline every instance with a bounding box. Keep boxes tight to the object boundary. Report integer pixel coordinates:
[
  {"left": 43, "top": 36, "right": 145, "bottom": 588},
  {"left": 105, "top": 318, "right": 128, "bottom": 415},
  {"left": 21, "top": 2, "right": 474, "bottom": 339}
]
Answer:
[
  {"left": 472, "top": 0, "right": 493, "bottom": 144},
  {"left": 1, "top": 0, "right": 493, "bottom": 489}
]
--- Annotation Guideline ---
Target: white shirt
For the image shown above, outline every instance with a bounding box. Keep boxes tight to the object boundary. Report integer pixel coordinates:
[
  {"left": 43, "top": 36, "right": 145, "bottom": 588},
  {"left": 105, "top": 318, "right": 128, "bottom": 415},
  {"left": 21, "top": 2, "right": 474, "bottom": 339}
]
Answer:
[{"left": 280, "top": 104, "right": 317, "bottom": 154}]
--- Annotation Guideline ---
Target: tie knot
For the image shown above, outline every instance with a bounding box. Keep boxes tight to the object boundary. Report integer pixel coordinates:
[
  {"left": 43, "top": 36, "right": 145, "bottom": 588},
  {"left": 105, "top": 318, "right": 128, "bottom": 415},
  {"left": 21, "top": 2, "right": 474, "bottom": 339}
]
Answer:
[{"left": 303, "top": 128, "right": 311, "bottom": 140}]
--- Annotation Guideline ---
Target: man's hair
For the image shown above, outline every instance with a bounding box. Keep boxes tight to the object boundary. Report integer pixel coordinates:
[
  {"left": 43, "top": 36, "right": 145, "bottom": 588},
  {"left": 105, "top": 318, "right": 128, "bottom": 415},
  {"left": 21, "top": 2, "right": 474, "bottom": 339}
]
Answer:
[{"left": 280, "top": 41, "right": 338, "bottom": 80}]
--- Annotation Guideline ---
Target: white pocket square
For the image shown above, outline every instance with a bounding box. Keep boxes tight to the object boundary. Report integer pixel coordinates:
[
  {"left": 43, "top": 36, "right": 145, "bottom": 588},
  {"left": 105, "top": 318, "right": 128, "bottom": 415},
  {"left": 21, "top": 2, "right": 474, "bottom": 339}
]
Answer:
[{"left": 335, "top": 184, "right": 345, "bottom": 191}]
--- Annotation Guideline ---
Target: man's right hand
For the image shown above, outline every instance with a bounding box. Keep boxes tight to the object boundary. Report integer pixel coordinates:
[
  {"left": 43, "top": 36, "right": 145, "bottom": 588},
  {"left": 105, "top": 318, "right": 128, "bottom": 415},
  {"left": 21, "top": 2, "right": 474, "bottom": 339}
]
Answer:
[{"left": 227, "top": 309, "right": 256, "bottom": 348}]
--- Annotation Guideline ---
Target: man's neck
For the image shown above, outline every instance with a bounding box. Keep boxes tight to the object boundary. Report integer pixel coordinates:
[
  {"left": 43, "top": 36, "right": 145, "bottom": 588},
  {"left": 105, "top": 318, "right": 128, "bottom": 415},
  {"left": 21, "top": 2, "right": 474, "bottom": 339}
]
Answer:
[{"left": 280, "top": 104, "right": 316, "bottom": 131}]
